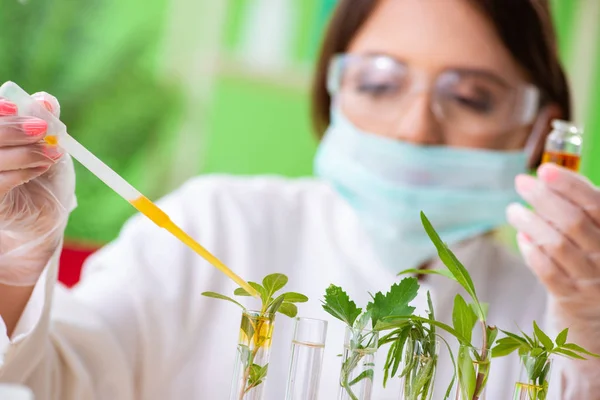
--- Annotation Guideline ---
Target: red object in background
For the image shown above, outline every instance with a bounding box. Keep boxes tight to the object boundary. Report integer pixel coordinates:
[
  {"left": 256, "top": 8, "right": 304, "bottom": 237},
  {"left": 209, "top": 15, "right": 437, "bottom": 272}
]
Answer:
[{"left": 58, "top": 242, "right": 100, "bottom": 287}]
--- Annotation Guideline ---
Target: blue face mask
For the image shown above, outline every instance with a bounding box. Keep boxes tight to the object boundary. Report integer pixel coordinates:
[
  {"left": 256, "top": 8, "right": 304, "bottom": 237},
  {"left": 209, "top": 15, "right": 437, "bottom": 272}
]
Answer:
[{"left": 314, "top": 109, "right": 528, "bottom": 272}]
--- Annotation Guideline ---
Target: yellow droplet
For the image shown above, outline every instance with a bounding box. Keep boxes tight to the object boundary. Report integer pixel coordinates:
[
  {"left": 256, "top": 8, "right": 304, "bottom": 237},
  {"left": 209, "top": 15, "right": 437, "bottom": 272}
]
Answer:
[{"left": 44, "top": 135, "right": 58, "bottom": 146}]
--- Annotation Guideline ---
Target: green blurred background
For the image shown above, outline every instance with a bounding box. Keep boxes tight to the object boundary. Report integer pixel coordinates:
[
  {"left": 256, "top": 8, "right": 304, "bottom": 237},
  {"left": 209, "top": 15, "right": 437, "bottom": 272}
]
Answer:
[{"left": 0, "top": 0, "right": 598, "bottom": 246}]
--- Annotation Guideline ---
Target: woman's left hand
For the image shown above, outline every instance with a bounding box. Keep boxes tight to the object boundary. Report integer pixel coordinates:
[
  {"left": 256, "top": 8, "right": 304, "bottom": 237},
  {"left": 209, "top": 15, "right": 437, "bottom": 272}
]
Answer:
[{"left": 507, "top": 163, "right": 600, "bottom": 380}]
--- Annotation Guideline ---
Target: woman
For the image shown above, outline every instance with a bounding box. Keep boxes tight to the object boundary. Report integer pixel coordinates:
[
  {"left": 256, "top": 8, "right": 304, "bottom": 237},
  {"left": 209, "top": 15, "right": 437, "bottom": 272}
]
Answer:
[{"left": 0, "top": 0, "right": 599, "bottom": 399}]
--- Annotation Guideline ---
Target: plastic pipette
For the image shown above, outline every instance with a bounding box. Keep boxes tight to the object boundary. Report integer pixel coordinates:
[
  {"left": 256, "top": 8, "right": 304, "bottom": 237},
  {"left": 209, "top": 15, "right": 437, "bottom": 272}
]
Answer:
[{"left": 0, "top": 81, "right": 260, "bottom": 298}]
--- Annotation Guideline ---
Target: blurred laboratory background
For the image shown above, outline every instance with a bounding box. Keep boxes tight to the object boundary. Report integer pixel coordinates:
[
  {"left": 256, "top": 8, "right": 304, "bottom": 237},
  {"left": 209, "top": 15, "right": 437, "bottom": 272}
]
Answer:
[{"left": 0, "top": 0, "right": 598, "bottom": 285}]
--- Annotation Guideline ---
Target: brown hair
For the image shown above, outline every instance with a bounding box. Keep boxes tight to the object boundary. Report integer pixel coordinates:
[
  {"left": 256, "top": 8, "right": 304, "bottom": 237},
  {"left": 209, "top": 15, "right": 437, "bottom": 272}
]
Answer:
[{"left": 310, "top": 0, "right": 571, "bottom": 137}]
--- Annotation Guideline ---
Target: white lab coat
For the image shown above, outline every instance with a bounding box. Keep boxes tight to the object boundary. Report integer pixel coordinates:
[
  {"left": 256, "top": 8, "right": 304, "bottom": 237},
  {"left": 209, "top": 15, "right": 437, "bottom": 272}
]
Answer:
[{"left": 0, "top": 175, "right": 561, "bottom": 399}]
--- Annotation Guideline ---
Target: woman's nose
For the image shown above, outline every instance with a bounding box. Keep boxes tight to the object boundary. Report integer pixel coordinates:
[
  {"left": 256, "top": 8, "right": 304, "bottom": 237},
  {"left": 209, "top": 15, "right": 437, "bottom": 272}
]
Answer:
[{"left": 383, "top": 93, "right": 443, "bottom": 145}]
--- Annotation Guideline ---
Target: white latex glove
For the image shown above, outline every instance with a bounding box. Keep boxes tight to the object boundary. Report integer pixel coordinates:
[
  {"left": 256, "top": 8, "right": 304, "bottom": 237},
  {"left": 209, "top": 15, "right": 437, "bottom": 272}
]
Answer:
[
  {"left": 0, "top": 93, "right": 76, "bottom": 286},
  {"left": 507, "top": 163, "right": 600, "bottom": 396}
]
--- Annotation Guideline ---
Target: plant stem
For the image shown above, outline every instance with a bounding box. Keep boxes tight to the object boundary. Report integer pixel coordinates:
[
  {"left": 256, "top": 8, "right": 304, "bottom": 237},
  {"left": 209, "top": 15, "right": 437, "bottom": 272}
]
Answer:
[{"left": 472, "top": 322, "right": 488, "bottom": 400}]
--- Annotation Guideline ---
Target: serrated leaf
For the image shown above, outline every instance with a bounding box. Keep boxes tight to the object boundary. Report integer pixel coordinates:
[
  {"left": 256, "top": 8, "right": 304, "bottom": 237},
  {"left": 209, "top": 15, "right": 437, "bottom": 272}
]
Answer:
[
  {"left": 533, "top": 321, "right": 554, "bottom": 351},
  {"left": 282, "top": 292, "right": 308, "bottom": 303},
  {"left": 234, "top": 287, "right": 252, "bottom": 296},
  {"left": 322, "top": 284, "right": 362, "bottom": 327},
  {"left": 366, "top": 277, "right": 419, "bottom": 328},
  {"left": 354, "top": 311, "right": 372, "bottom": 331},
  {"left": 201, "top": 292, "right": 245, "bottom": 309},
  {"left": 278, "top": 302, "right": 298, "bottom": 318},
  {"left": 263, "top": 273, "right": 288, "bottom": 298},
  {"left": 452, "top": 295, "right": 478, "bottom": 344},
  {"left": 561, "top": 343, "right": 600, "bottom": 357},
  {"left": 555, "top": 328, "right": 568, "bottom": 346}
]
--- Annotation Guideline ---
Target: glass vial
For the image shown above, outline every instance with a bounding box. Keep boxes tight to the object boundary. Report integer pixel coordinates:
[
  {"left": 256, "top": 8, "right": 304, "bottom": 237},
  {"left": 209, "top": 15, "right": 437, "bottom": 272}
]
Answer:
[
  {"left": 285, "top": 317, "right": 328, "bottom": 400},
  {"left": 542, "top": 119, "right": 584, "bottom": 172},
  {"left": 338, "top": 326, "right": 379, "bottom": 400},
  {"left": 513, "top": 354, "right": 553, "bottom": 400},
  {"left": 398, "top": 338, "right": 439, "bottom": 400},
  {"left": 230, "top": 310, "right": 276, "bottom": 400},
  {"left": 455, "top": 344, "right": 490, "bottom": 400}
]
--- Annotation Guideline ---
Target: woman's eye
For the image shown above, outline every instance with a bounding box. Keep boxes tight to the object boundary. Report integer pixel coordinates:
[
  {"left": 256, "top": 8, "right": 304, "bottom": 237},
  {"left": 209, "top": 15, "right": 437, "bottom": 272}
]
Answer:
[
  {"left": 356, "top": 82, "right": 399, "bottom": 96},
  {"left": 452, "top": 94, "right": 493, "bottom": 113}
]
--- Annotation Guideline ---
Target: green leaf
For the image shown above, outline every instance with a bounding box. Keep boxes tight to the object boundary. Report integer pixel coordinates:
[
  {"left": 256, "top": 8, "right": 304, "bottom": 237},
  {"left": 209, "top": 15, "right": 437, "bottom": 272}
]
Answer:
[
  {"left": 452, "top": 295, "right": 478, "bottom": 344},
  {"left": 397, "top": 268, "right": 456, "bottom": 281},
  {"left": 240, "top": 314, "right": 255, "bottom": 341},
  {"left": 366, "top": 277, "right": 419, "bottom": 328},
  {"left": 249, "top": 282, "right": 268, "bottom": 304},
  {"left": 237, "top": 344, "right": 252, "bottom": 368},
  {"left": 282, "top": 292, "right": 309, "bottom": 303},
  {"left": 458, "top": 346, "right": 476, "bottom": 399},
  {"left": 267, "top": 294, "right": 286, "bottom": 315},
  {"left": 492, "top": 341, "right": 523, "bottom": 357},
  {"left": 533, "top": 321, "right": 554, "bottom": 351},
  {"left": 555, "top": 328, "right": 569, "bottom": 346},
  {"left": 201, "top": 292, "right": 245, "bottom": 309},
  {"left": 487, "top": 325, "right": 498, "bottom": 346},
  {"left": 349, "top": 368, "right": 374, "bottom": 386},
  {"left": 248, "top": 363, "right": 269, "bottom": 386},
  {"left": 561, "top": 343, "right": 600, "bottom": 358},
  {"left": 472, "top": 303, "right": 489, "bottom": 321},
  {"left": 398, "top": 315, "right": 471, "bottom": 345},
  {"left": 499, "top": 330, "right": 530, "bottom": 347},
  {"left": 553, "top": 348, "right": 587, "bottom": 360},
  {"left": 419, "top": 212, "right": 482, "bottom": 316},
  {"left": 354, "top": 311, "right": 372, "bottom": 331},
  {"left": 263, "top": 273, "right": 288, "bottom": 298},
  {"left": 234, "top": 287, "right": 252, "bottom": 296},
  {"left": 278, "top": 302, "right": 298, "bottom": 318},
  {"left": 322, "top": 284, "right": 362, "bottom": 327}
]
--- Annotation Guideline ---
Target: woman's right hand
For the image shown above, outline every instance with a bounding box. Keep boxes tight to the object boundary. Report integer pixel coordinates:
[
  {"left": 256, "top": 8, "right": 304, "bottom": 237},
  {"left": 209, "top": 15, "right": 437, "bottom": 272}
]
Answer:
[{"left": 0, "top": 93, "right": 76, "bottom": 286}]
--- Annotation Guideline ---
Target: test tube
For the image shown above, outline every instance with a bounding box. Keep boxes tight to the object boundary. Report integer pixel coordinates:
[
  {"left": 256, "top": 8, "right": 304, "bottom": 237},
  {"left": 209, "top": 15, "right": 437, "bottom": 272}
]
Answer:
[
  {"left": 541, "top": 119, "right": 584, "bottom": 172},
  {"left": 285, "top": 317, "right": 328, "bottom": 400}
]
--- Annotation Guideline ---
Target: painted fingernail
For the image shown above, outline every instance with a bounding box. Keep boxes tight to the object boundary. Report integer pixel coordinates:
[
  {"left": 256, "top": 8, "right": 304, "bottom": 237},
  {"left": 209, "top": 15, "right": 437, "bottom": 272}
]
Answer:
[
  {"left": 515, "top": 174, "right": 537, "bottom": 195},
  {"left": 538, "top": 163, "right": 560, "bottom": 183},
  {"left": 23, "top": 120, "right": 47, "bottom": 136},
  {"left": 517, "top": 232, "right": 533, "bottom": 254},
  {"left": 0, "top": 100, "right": 18, "bottom": 115},
  {"left": 42, "top": 100, "right": 53, "bottom": 112},
  {"left": 43, "top": 145, "right": 63, "bottom": 160}
]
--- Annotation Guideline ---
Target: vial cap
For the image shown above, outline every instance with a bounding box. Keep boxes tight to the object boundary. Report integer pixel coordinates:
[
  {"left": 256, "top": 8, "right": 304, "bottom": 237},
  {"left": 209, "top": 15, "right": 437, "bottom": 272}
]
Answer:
[{"left": 552, "top": 119, "right": 583, "bottom": 135}]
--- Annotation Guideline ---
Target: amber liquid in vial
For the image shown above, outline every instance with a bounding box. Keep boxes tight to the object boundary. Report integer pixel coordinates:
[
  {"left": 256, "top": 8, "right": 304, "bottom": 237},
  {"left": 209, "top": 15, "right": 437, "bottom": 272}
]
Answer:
[{"left": 541, "top": 151, "right": 581, "bottom": 172}]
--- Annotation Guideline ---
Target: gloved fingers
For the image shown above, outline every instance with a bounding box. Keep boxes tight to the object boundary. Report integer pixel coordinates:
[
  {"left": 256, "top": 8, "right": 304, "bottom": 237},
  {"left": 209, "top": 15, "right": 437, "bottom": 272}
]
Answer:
[
  {"left": 0, "top": 166, "right": 51, "bottom": 195},
  {"left": 508, "top": 202, "right": 597, "bottom": 280},
  {"left": 516, "top": 231, "right": 576, "bottom": 297},
  {"left": 0, "top": 220, "right": 65, "bottom": 286},
  {"left": 0, "top": 143, "right": 62, "bottom": 171},
  {"left": 0, "top": 98, "right": 18, "bottom": 116},
  {"left": 515, "top": 173, "right": 600, "bottom": 253},
  {"left": 32, "top": 92, "right": 61, "bottom": 119},
  {"left": 537, "top": 163, "right": 600, "bottom": 227},
  {"left": 0, "top": 116, "right": 48, "bottom": 146}
]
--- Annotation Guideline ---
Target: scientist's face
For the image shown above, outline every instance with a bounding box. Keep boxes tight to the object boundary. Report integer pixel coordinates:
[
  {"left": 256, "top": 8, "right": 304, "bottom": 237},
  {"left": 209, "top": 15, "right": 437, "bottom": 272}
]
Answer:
[{"left": 342, "top": 0, "right": 543, "bottom": 151}]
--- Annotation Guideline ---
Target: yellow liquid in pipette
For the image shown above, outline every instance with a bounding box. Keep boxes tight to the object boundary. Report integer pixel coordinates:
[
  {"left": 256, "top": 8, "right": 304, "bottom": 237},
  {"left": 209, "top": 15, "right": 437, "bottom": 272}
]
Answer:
[{"left": 130, "top": 196, "right": 259, "bottom": 298}]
